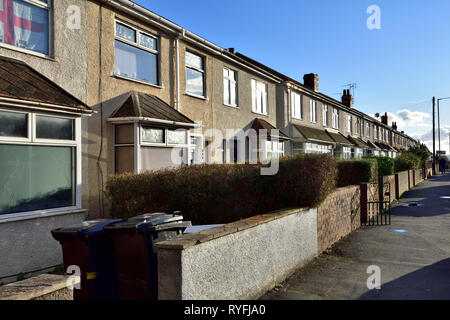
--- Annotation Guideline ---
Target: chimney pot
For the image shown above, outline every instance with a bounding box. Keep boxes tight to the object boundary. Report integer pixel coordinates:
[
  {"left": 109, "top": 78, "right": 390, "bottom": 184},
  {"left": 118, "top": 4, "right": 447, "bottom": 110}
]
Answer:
[{"left": 228, "top": 48, "right": 235, "bottom": 54}]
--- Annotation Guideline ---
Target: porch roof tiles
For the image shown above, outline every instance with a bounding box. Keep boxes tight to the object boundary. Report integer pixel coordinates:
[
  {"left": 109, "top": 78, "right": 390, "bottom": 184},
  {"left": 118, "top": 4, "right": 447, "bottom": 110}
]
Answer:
[
  {"left": 293, "top": 124, "right": 335, "bottom": 144},
  {"left": 0, "top": 56, "right": 90, "bottom": 113},
  {"left": 251, "top": 118, "right": 290, "bottom": 140},
  {"left": 110, "top": 91, "right": 195, "bottom": 125},
  {"left": 347, "top": 136, "right": 370, "bottom": 149},
  {"left": 326, "top": 131, "right": 354, "bottom": 146}
]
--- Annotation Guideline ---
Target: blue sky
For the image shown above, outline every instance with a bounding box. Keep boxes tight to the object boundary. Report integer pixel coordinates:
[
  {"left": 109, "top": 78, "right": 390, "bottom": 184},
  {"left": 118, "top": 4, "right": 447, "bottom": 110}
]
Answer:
[{"left": 133, "top": 0, "right": 450, "bottom": 152}]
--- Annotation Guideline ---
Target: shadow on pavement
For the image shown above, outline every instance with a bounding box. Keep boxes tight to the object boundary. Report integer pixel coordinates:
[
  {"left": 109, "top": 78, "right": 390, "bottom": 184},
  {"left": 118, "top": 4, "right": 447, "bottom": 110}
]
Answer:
[
  {"left": 359, "top": 258, "right": 450, "bottom": 300},
  {"left": 391, "top": 175, "right": 450, "bottom": 218}
]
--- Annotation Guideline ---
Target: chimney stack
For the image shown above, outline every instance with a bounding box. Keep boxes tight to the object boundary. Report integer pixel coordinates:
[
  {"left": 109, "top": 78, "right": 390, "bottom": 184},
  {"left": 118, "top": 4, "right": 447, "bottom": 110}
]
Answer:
[
  {"left": 392, "top": 122, "right": 398, "bottom": 131},
  {"left": 303, "top": 73, "right": 319, "bottom": 92},
  {"left": 228, "top": 48, "right": 235, "bottom": 54},
  {"left": 381, "top": 112, "right": 388, "bottom": 125},
  {"left": 341, "top": 89, "right": 353, "bottom": 108}
]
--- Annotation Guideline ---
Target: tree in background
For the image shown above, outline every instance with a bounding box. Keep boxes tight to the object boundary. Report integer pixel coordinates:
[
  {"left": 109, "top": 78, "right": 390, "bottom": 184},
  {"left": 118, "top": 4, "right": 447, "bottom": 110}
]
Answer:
[{"left": 408, "top": 144, "right": 432, "bottom": 166}]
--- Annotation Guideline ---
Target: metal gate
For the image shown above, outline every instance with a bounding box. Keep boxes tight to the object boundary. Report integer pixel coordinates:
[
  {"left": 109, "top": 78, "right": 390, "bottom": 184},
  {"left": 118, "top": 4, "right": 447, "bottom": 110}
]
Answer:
[{"left": 363, "top": 178, "right": 391, "bottom": 226}]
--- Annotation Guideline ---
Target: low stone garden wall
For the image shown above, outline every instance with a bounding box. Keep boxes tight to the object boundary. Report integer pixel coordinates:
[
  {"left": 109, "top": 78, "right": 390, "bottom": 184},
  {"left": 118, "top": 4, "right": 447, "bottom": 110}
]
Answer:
[
  {"left": 156, "top": 186, "right": 363, "bottom": 300},
  {"left": 0, "top": 274, "right": 77, "bottom": 300},
  {"left": 156, "top": 208, "right": 318, "bottom": 300},
  {"left": 395, "top": 171, "right": 410, "bottom": 199}
]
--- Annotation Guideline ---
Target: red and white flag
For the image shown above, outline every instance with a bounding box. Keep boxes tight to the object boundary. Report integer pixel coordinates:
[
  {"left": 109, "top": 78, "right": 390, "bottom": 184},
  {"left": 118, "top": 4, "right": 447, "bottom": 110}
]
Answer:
[{"left": 0, "top": 0, "right": 48, "bottom": 54}]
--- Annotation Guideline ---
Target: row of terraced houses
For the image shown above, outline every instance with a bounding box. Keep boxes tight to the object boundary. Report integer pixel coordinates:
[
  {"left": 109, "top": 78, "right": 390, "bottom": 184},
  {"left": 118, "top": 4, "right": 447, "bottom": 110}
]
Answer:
[{"left": 0, "top": 0, "right": 417, "bottom": 283}]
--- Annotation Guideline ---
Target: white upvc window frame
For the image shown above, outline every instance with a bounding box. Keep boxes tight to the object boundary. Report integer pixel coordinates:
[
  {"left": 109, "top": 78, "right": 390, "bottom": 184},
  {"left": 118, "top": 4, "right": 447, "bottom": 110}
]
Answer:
[
  {"left": 0, "top": 0, "right": 53, "bottom": 58},
  {"left": 322, "top": 104, "right": 328, "bottom": 127},
  {"left": 265, "top": 140, "right": 284, "bottom": 159},
  {"left": 0, "top": 107, "right": 82, "bottom": 221},
  {"left": 223, "top": 67, "right": 238, "bottom": 107},
  {"left": 366, "top": 122, "right": 371, "bottom": 138},
  {"left": 185, "top": 50, "right": 206, "bottom": 98},
  {"left": 291, "top": 91, "right": 302, "bottom": 120},
  {"left": 251, "top": 79, "right": 268, "bottom": 115},
  {"left": 332, "top": 108, "right": 339, "bottom": 129},
  {"left": 347, "top": 115, "right": 353, "bottom": 133},
  {"left": 140, "top": 125, "right": 189, "bottom": 148},
  {"left": 309, "top": 100, "right": 317, "bottom": 123},
  {"left": 114, "top": 19, "right": 160, "bottom": 86}
]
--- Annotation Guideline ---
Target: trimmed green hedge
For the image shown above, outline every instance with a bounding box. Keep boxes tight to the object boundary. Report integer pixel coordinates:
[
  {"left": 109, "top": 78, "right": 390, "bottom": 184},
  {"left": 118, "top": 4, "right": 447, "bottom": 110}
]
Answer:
[
  {"left": 106, "top": 154, "right": 337, "bottom": 224},
  {"left": 395, "top": 151, "right": 421, "bottom": 172},
  {"left": 337, "top": 159, "right": 378, "bottom": 187},
  {"left": 363, "top": 156, "right": 394, "bottom": 177}
]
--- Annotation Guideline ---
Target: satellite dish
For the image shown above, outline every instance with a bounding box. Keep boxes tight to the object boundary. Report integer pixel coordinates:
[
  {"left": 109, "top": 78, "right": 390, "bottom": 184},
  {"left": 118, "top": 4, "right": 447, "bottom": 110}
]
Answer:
[{"left": 375, "top": 113, "right": 380, "bottom": 118}]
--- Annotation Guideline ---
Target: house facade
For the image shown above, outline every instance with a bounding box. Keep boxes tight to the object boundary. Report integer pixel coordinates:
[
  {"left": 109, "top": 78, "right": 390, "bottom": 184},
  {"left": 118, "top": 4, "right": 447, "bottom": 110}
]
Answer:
[
  {"left": 0, "top": 0, "right": 90, "bottom": 283},
  {"left": 85, "top": 0, "right": 290, "bottom": 218}
]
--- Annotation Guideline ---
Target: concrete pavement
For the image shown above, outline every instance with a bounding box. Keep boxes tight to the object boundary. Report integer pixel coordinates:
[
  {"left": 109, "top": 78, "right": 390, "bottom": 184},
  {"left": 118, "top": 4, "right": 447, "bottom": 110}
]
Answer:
[{"left": 261, "top": 173, "right": 450, "bottom": 300}]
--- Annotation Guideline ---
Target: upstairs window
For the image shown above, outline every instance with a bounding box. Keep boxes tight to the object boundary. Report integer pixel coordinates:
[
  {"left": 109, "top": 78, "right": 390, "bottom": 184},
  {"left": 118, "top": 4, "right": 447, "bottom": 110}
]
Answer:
[
  {"left": 251, "top": 80, "right": 267, "bottom": 115},
  {"left": 322, "top": 104, "right": 328, "bottom": 126},
  {"left": 186, "top": 51, "right": 205, "bottom": 97},
  {"left": 366, "top": 122, "right": 371, "bottom": 138},
  {"left": 223, "top": 68, "right": 237, "bottom": 106},
  {"left": 360, "top": 119, "right": 364, "bottom": 136},
  {"left": 114, "top": 21, "right": 159, "bottom": 85},
  {"left": 0, "top": 0, "right": 50, "bottom": 56},
  {"left": 332, "top": 108, "right": 339, "bottom": 129},
  {"left": 347, "top": 115, "right": 353, "bottom": 133},
  {"left": 291, "top": 92, "right": 302, "bottom": 120},
  {"left": 309, "top": 100, "right": 317, "bottom": 123}
]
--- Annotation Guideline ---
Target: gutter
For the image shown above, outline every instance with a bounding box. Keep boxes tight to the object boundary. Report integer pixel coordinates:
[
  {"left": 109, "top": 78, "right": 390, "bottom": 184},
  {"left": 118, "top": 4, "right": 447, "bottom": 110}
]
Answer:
[
  {"left": 101, "top": 0, "right": 282, "bottom": 83},
  {"left": 0, "top": 96, "right": 92, "bottom": 116}
]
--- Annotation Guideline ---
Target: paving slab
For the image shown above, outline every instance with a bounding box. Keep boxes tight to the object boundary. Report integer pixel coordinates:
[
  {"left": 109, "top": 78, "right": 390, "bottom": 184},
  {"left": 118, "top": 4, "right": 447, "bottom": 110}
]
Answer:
[{"left": 261, "top": 173, "right": 450, "bottom": 300}]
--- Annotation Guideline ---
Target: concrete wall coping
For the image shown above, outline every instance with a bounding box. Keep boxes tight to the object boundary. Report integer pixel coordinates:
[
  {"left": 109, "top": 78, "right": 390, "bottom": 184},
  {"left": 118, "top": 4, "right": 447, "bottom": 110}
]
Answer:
[
  {"left": 155, "top": 207, "right": 307, "bottom": 251},
  {"left": 0, "top": 208, "right": 87, "bottom": 225},
  {"left": 0, "top": 274, "right": 78, "bottom": 300}
]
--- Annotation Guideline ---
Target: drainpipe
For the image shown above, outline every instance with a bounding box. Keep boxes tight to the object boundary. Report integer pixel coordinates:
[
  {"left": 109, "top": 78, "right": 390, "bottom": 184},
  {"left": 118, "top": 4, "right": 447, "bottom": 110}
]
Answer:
[{"left": 175, "top": 36, "right": 180, "bottom": 111}]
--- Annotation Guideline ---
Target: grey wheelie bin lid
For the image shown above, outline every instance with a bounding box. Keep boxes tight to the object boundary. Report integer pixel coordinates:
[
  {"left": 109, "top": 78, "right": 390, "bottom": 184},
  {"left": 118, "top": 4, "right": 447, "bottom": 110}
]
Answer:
[{"left": 104, "top": 212, "right": 192, "bottom": 233}]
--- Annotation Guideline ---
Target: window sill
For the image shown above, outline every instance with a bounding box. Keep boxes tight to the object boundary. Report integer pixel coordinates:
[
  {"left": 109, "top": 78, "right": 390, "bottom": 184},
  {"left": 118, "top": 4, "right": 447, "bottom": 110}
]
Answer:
[
  {"left": 112, "top": 74, "right": 164, "bottom": 89},
  {"left": 185, "top": 92, "right": 207, "bottom": 101},
  {"left": 223, "top": 103, "right": 239, "bottom": 109},
  {"left": 0, "top": 208, "right": 87, "bottom": 225},
  {"left": 251, "top": 111, "right": 269, "bottom": 117},
  {"left": 0, "top": 42, "right": 55, "bottom": 61}
]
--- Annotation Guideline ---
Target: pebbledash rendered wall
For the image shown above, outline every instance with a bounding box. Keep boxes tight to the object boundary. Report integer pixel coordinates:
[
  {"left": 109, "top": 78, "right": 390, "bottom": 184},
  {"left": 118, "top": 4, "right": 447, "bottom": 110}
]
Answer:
[
  {"left": 0, "top": 212, "right": 85, "bottom": 284},
  {"left": 156, "top": 186, "right": 361, "bottom": 300}
]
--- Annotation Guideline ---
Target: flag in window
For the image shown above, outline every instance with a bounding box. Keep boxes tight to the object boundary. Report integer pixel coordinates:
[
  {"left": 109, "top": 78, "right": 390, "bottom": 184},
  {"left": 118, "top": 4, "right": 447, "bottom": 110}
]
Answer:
[{"left": 0, "top": 0, "right": 48, "bottom": 55}]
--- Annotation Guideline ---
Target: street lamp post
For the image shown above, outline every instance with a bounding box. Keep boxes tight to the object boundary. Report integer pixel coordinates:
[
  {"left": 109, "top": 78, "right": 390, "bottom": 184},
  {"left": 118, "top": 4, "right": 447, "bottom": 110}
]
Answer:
[{"left": 437, "top": 97, "right": 450, "bottom": 153}]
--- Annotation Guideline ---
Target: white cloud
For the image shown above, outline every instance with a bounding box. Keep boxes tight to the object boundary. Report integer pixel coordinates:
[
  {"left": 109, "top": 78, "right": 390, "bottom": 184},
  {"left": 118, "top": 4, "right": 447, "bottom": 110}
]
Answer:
[
  {"left": 416, "top": 126, "right": 450, "bottom": 155},
  {"left": 382, "top": 109, "right": 431, "bottom": 129}
]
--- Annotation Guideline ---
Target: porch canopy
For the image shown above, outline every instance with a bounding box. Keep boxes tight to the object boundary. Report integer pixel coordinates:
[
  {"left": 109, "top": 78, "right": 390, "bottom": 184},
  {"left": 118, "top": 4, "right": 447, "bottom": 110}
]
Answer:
[
  {"left": 109, "top": 91, "right": 196, "bottom": 128},
  {"left": 108, "top": 91, "right": 197, "bottom": 173},
  {"left": 326, "top": 131, "right": 354, "bottom": 147},
  {"left": 347, "top": 136, "right": 370, "bottom": 149},
  {"left": 292, "top": 124, "right": 335, "bottom": 154},
  {"left": 293, "top": 124, "right": 335, "bottom": 144},
  {"left": 251, "top": 118, "right": 290, "bottom": 141},
  {"left": 0, "top": 56, "right": 91, "bottom": 115}
]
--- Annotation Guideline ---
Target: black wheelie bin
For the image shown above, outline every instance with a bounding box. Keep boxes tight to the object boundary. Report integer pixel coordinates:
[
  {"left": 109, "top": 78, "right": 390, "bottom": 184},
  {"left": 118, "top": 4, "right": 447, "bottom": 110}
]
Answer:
[
  {"left": 104, "top": 212, "right": 191, "bottom": 300},
  {"left": 51, "top": 219, "right": 122, "bottom": 300}
]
